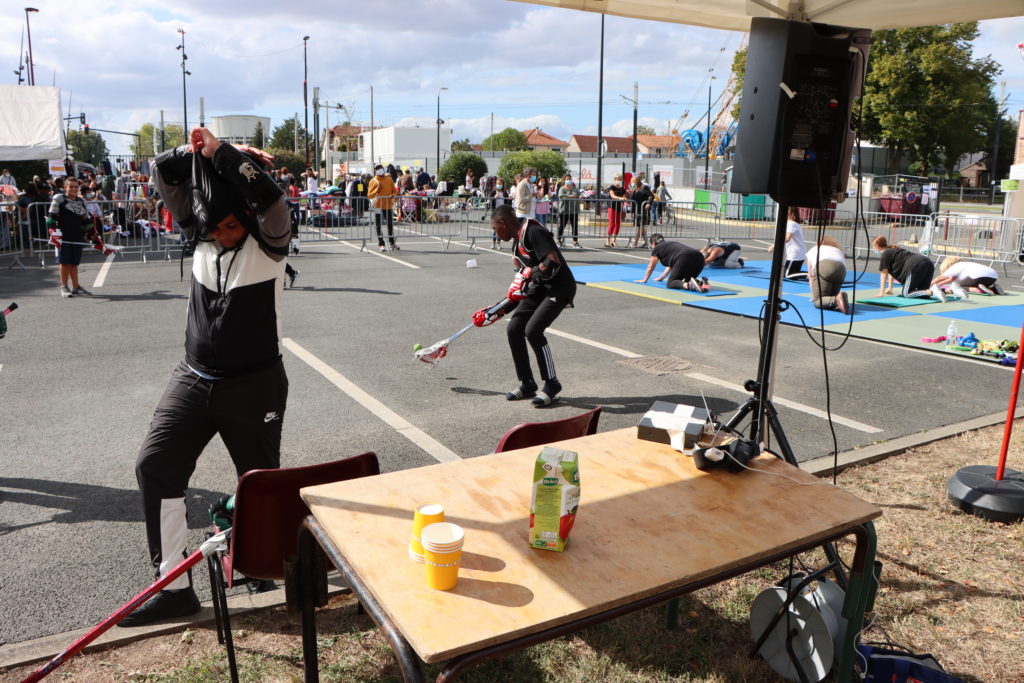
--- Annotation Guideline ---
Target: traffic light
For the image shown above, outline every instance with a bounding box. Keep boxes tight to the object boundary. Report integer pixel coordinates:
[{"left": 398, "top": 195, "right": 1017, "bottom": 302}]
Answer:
[
  {"left": 83, "top": 124, "right": 89, "bottom": 135},
  {"left": 79, "top": 112, "right": 85, "bottom": 125}
]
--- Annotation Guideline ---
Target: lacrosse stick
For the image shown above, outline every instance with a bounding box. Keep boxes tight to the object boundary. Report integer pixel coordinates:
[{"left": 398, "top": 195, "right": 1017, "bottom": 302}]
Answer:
[
  {"left": 414, "top": 298, "right": 511, "bottom": 367},
  {"left": 22, "top": 529, "right": 230, "bottom": 683}
]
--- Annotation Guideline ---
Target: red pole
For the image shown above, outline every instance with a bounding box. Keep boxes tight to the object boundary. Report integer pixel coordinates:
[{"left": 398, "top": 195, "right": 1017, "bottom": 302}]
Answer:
[{"left": 995, "top": 321, "right": 1024, "bottom": 481}]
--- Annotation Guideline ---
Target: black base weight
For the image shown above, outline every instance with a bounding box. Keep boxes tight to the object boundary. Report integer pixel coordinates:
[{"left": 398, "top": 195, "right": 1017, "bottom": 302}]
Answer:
[{"left": 947, "top": 465, "right": 1024, "bottom": 523}]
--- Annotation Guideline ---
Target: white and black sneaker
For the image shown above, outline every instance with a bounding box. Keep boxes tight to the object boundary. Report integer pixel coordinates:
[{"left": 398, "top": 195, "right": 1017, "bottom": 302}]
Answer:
[
  {"left": 72, "top": 286, "right": 92, "bottom": 296},
  {"left": 531, "top": 379, "right": 562, "bottom": 407},
  {"left": 60, "top": 285, "right": 74, "bottom": 298}
]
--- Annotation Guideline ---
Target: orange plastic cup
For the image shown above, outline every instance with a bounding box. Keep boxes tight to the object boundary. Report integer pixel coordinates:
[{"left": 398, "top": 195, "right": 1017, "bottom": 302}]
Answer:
[
  {"left": 410, "top": 503, "right": 445, "bottom": 562},
  {"left": 421, "top": 522, "right": 464, "bottom": 590}
]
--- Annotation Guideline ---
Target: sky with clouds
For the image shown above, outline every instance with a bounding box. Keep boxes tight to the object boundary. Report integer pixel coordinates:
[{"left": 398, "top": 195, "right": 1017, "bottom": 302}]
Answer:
[{"left": 3, "top": 1, "right": 1023, "bottom": 155}]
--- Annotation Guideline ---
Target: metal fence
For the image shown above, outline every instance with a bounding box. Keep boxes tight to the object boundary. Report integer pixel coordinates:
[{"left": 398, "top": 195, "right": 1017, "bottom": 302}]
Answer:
[{"left": 923, "top": 213, "right": 1022, "bottom": 266}]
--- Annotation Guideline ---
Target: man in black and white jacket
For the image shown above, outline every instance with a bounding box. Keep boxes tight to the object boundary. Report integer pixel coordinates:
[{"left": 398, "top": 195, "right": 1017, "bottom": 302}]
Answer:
[{"left": 120, "top": 127, "right": 292, "bottom": 626}]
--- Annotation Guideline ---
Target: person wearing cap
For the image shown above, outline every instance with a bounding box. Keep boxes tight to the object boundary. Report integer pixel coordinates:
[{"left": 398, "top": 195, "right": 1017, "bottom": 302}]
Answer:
[{"left": 122, "top": 127, "right": 291, "bottom": 626}]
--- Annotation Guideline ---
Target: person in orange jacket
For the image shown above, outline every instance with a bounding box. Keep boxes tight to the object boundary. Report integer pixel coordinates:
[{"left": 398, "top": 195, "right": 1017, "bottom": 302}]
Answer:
[{"left": 368, "top": 164, "right": 398, "bottom": 251}]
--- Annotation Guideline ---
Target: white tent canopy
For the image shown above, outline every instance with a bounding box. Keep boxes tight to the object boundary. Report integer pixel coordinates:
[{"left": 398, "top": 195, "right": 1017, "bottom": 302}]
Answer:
[
  {"left": 0, "top": 85, "right": 66, "bottom": 162},
  {"left": 506, "top": 0, "right": 1022, "bottom": 31}
]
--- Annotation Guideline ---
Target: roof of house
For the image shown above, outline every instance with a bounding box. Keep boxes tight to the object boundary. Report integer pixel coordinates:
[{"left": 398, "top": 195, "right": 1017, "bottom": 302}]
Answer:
[
  {"left": 636, "top": 135, "right": 676, "bottom": 149},
  {"left": 569, "top": 134, "right": 634, "bottom": 154},
  {"left": 330, "top": 124, "right": 365, "bottom": 138},
  {"left": 522, "top": 128, "right": 568, "bottom": 147}
]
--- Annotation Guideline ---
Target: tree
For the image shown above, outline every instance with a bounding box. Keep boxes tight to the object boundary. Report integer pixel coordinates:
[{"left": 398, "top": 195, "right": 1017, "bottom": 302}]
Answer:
[
  {"left": 131, "top": 123, "right": 186, "bottom": 157},
  {"left": 269, "top": 116, "right": 308, "bottom": 152},
  {"left": 252, "top": 122, "right": 266, "bottom": 148},
  {"left": 451, "top": 138, "right": 473, "bottom": 152},
  {"left": 67, "top": 129, "right": 109, "bottom": 166},
  {"left": 438, "top": 152, "right": 488, "bottom": 187},
  {"left": 729, "top": 48, "right": 747, "bottom": 120},
  {"left": 482, "top": 127, "right": 528, "bottom": 152},
  {"left": 497, "top": 151, "right": 568, "bottom": 187},
  {"left": 635, "top": 124, "right": 655, "bottom": 136},
  {"left": 861, "top": 23, "right": 999, "bottom": 175},
  {"left": 266, "top": 148, "right": 307, "bottom": 175}
]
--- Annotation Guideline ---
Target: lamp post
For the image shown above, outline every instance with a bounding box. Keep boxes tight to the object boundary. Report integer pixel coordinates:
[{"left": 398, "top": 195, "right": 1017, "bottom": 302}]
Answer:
[
  {"left": 704, "top": 70, "right": 715, "bottom": 190},
  {"left": 177, "top": 28, "right": 190, "bottom": 134},
  {"left": 620, "top": 81, "right": 638, "bottom": 174},
  {"left": 303, "top": 36, "right": 310, "bottom": 167},
  {"left": 596, "top": 13, "right": 604, "bottom": 219},
  {"left": 25, "top": 8, "right": 38, "bottom": 86},
  {"left": 436, "top": 86, "right": 447, "bottom": 175}
]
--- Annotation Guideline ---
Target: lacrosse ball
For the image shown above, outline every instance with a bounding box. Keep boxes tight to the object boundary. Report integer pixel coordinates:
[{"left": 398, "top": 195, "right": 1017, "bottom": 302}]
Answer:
[{"left": 413, "top": 343, "right": 423, "bottom": 352}]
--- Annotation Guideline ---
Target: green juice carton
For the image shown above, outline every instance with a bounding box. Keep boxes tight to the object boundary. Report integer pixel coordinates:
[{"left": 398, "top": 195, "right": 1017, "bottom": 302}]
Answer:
[{"left": 529, "top": 447, "right": 580, "bottom": 551}]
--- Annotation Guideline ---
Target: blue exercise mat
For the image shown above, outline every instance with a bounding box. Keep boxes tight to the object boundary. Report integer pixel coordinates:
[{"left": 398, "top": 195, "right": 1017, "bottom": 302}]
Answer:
[
  {"left": 929, "top": 304, "right": 1024, "bottom": 328},
  {"left": 682, "top": 295, "right": 916, "bottom": 326},
  {"left": 572, "top": 263, "right": 646, "bottom": 283}
]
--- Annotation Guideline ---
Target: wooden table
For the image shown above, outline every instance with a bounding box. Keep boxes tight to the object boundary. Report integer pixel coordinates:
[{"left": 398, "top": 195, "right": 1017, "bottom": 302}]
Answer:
[{"left": 289, "top": 428, "right": 881, "bottom": 682}]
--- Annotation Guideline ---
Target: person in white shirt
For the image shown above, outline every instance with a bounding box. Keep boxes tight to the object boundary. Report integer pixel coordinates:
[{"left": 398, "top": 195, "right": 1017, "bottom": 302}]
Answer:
[
  {"left": 805, "top": 236, "right": 848, "bottom": 312},
  {"left": 931, "top": 256, "right": 1004, "bottom": 299},
  {"left": 0, "top": 169, "right": 16, "bottom": 188},
  {"left": 768, "top": 207, "right": 807, "bottom": 277}
]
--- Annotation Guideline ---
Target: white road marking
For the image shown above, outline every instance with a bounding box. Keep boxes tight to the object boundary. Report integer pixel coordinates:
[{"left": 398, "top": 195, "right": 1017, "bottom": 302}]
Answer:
[
  {"left": 283, "top": 338, "right": 461, "bottom": 463},
  {"left": 686, "top": 372, "right": 882, "bottom": 433},
  {"left": 92, "top": 253, "right": 115, "bottom": 288},
  {"left": 544, "top": 328, "right": 642, "bottom": 358},
  {"left": 308, "top": 229, "right": 420, "bottom": 269}
]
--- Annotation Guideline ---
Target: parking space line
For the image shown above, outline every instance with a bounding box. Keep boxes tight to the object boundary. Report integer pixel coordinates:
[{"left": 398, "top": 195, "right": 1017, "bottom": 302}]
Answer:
[
  {"left": 686, "top": 372, "right": 882, "bottom": 433},
  {"left": 544, "top": 328, "right": 642, "bottom": 358},
  {"left": 283, "top": 338, "right": 461, "bottom": 463},
  {"left": 307, "top": 228, "right": 420, "bottom": 269},
  {"left": 92, "top": 253, "right": 115, "bottom": 288}
]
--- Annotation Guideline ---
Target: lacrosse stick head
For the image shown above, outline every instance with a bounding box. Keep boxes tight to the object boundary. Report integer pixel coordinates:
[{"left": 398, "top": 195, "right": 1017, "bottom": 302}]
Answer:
[{"left": 414, "top": 341, "right": 449, "bottom": 367}]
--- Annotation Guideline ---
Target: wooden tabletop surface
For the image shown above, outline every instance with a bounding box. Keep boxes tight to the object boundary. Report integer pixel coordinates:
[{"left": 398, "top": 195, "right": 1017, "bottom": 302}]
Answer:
[{"left": 301, "top": 428, "right": 881, "bottom": 663}]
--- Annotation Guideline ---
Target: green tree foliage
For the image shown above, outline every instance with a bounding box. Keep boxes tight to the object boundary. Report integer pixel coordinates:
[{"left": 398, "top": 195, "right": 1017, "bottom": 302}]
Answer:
[
  {"left": 861, "top": 23, "right": 999, "bottom": 175},
  {"left": 438, "top": 152, "right": 488, "bottom": 187},
  {"left": 729, "top": 48, "right": 747, "bottom": 120},
  {"left": 266, "top": 148, "right": 307, "bottom": 176},
  {"left": 252, "top": 122, "right": 266, "bottom": 148},
  {"left": 269, "top": 116, "right": 308, "bottom": 152},
  {"left": 496, "top": 151, "right": 568, "bottom": 186},
  {"left": 482, "top": 127, "right": 528, "bottom": 151},
  {"left": 451, "top": 138, "right": 473, "bottom": 152},
  {"left": 635, "top": 124, "right": 655, "bottom": 136},
  {"left": 67, "top": 129, "right": 109, "bottom": 166},
  {"left": 5, "top": 160, "right": 48, "bottom": 185},
  {"left": 131, "top": 123, "right": 186, "bottom": 157}
]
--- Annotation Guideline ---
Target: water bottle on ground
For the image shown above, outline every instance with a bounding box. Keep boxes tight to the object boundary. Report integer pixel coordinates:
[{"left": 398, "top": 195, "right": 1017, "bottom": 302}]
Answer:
[{"left": 946, "top": 321, "right": 958, "bottom": 347}]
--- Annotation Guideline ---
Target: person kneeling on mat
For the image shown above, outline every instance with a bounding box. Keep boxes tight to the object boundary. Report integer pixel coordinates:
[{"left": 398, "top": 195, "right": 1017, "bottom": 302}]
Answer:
[
  {"left": 475, "top": 204, "right": 576, "bottom": 407},
  {"left": 806, "top": 236, "right": 848, "bottom": 313},
  {"left": 636, "top": 233, "right": 710, "bottom": 292},
  {"left": 872, "top": 235, "right": 933, "bottom": 298},
  {"left": 930, "top": 256, "right": 1005, "bottom": 301},
  {"left": 701, "top": 240, "right": 744, "bottom": 268}
]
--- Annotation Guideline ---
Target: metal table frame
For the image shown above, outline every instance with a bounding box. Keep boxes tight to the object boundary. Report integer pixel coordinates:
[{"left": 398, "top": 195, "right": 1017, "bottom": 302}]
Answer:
[{"left": 288, "top": 515, "right": 878, "bottom": 683}]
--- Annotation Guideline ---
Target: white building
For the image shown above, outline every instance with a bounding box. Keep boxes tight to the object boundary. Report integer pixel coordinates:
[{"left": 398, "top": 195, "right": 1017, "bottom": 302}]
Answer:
[
  {"left": 210, "top": 115, "right": 271, "bottom": 146},
  {"left": 360, "top": 126, "right": 451, "bottom": 172}
]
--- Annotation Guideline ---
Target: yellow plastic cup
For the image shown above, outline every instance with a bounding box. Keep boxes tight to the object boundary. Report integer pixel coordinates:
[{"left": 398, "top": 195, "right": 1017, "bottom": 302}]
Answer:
[
  {"left": 410, "top": 503, "right": 445, "bottom": 562},
  {"left": 421, "top": 522, "right": 465, "bottom": 590}
]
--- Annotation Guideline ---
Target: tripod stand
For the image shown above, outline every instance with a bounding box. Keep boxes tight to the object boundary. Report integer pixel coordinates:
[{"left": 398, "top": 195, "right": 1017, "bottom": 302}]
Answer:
[{"left": 722, "top": 202, "right": 849, "bottom": 588}]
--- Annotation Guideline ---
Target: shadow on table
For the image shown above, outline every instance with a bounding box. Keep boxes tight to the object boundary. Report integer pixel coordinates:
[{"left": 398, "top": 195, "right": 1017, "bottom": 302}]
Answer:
[{"left": 0, "top": 477, "right": 226, "bottom": 534}]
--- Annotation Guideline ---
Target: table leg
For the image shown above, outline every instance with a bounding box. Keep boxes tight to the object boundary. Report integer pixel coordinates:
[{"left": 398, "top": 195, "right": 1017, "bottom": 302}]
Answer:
[
  {"left": 297, "top": 520, "right": 321, "bottom": 683},
  {"left": 836, "top": 522, "right": 878, "bottom": 682}
]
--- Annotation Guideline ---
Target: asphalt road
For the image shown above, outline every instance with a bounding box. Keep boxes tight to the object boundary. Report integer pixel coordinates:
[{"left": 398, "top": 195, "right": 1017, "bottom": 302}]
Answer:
[{"left": 0, "top": 230, "right": 1016, "bottom": 646}]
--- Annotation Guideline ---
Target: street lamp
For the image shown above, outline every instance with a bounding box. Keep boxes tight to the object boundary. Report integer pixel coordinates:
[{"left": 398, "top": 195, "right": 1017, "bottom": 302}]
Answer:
[
  {"left": 177, "top": 28, "right": 191, "bottom": 133},
  {"left": 436, "top": 87, "right": 447, "bottom": 176},
  {"left": 705, "top": 70, "right": 715, "bottom": 190},
  {"left": 303, "top": 36, "right": 310, "bottom": 167},
  {"left": 25, "top": 8, "right": 38, "bottom": 86}
]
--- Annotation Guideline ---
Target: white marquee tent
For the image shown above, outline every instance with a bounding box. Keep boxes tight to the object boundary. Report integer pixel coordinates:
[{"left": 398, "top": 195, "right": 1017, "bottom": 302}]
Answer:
[
  {"left": 507, "top": 0, "right": 1022, "bottom": 30},
  {"left": 0, "top": 84, "right": 66, "bottom": 162}
]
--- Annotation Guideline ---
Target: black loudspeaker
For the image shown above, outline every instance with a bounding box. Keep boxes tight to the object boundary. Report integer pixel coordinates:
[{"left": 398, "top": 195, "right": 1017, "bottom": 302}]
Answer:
[{"left": 730, "top": 18, "right": 871, "bottom": 208}]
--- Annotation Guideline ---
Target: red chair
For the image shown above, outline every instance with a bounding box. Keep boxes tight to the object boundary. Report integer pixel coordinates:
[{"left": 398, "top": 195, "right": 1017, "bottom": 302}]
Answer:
[
  {"left": 494, "top": 407, "right": 602, "bottom": 453},
  {"left": 207, "top": 452, "right": 380, "bottom": 683}
]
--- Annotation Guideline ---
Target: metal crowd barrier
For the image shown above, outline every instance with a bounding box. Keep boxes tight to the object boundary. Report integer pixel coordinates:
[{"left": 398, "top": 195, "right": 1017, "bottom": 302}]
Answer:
[
  {"left": 645, "top": 200, "right": 719, "bottom": 241},
  {"left": 1, "top": 200, "right": 28, "bottom": 268},
  {"left": 923, "top": 212, "right": 1022, "bottom": 267}
]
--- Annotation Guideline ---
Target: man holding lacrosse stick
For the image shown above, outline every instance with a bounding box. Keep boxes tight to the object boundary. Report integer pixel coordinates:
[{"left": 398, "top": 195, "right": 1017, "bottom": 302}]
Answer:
[
  {"left": 474, "top": 204, "right": 576, "bottom": 407},
  {"left": 121, "top": 127, "right": 291, "bottom": 626}
]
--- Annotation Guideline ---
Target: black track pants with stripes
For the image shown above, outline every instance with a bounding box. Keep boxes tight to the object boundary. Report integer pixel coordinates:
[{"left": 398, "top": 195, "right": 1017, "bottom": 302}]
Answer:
[
  {"left": 135, "top": 358, "right": 287, "bottom": 586},
  {"left": 507, "top": 290, "right": 573, "bottom": 384}
]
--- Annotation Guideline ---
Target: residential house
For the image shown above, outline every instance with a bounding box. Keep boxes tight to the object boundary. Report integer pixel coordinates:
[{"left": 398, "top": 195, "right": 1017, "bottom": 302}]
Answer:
[
  {"left": 566, "top": 135, "right": 635, "bottom": 154},
  {"left": 521, "top": 128, "right": 568, "bottom": 152}
]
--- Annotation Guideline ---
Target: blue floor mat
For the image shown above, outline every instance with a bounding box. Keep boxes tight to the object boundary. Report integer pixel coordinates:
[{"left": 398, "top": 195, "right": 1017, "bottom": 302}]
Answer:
[
  {"left": 682, "top": 294, "right": 916, "bottom": 326},
  {"left": 929, "top": 304, "right": 1024, "bottom": 328},
  {"left": 572, "top": 263, "right": 646, "bottom": 283}
]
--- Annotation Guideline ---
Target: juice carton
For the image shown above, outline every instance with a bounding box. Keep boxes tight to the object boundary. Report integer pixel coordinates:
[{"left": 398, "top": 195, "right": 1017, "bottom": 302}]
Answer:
[{"left": 529, "top": 447, "right": 580, "bottom": 551}]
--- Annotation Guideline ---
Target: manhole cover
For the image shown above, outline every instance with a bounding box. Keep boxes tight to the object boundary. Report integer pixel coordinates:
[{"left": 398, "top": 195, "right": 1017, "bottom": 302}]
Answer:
[{"left": 618, "top": 355, "right": 693, "bottom": 376}]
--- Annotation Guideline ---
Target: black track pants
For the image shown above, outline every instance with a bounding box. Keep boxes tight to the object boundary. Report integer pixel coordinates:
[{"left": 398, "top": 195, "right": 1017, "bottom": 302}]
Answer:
[
  {"left": 665, "top": 251, "right": 705, "bottom": 290},
  {"left": 507, "top": 290, "right": 574, "bottom": 383},
  {"left": 135, "top": 359, "right": 288, "bottom": 584}
]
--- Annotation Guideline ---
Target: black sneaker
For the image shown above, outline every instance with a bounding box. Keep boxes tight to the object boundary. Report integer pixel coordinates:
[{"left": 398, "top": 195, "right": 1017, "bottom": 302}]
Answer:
[
  {"left": 288, "top": 269, "right": 299, "bottom": 288},
  {"left": 246, "top": 579, "right": 277, "bottom": 595},
  {"left": 532, "top": 379, "right": 562, "bottom": 407},
  {"left": 506, "top": 380, "right": 538, "bottom": 401},
  {"left": 117, "top": 587, "right": 200, "bottom": 627}
]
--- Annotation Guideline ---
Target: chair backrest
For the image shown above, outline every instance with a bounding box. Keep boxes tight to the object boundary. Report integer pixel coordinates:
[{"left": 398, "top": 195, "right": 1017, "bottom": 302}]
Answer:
[
  {"left": 493, "top": 407, "right": 602, "bottom": 453},
  {"left": 229, "top": 452, "right": 380, "bottom": 580}
]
